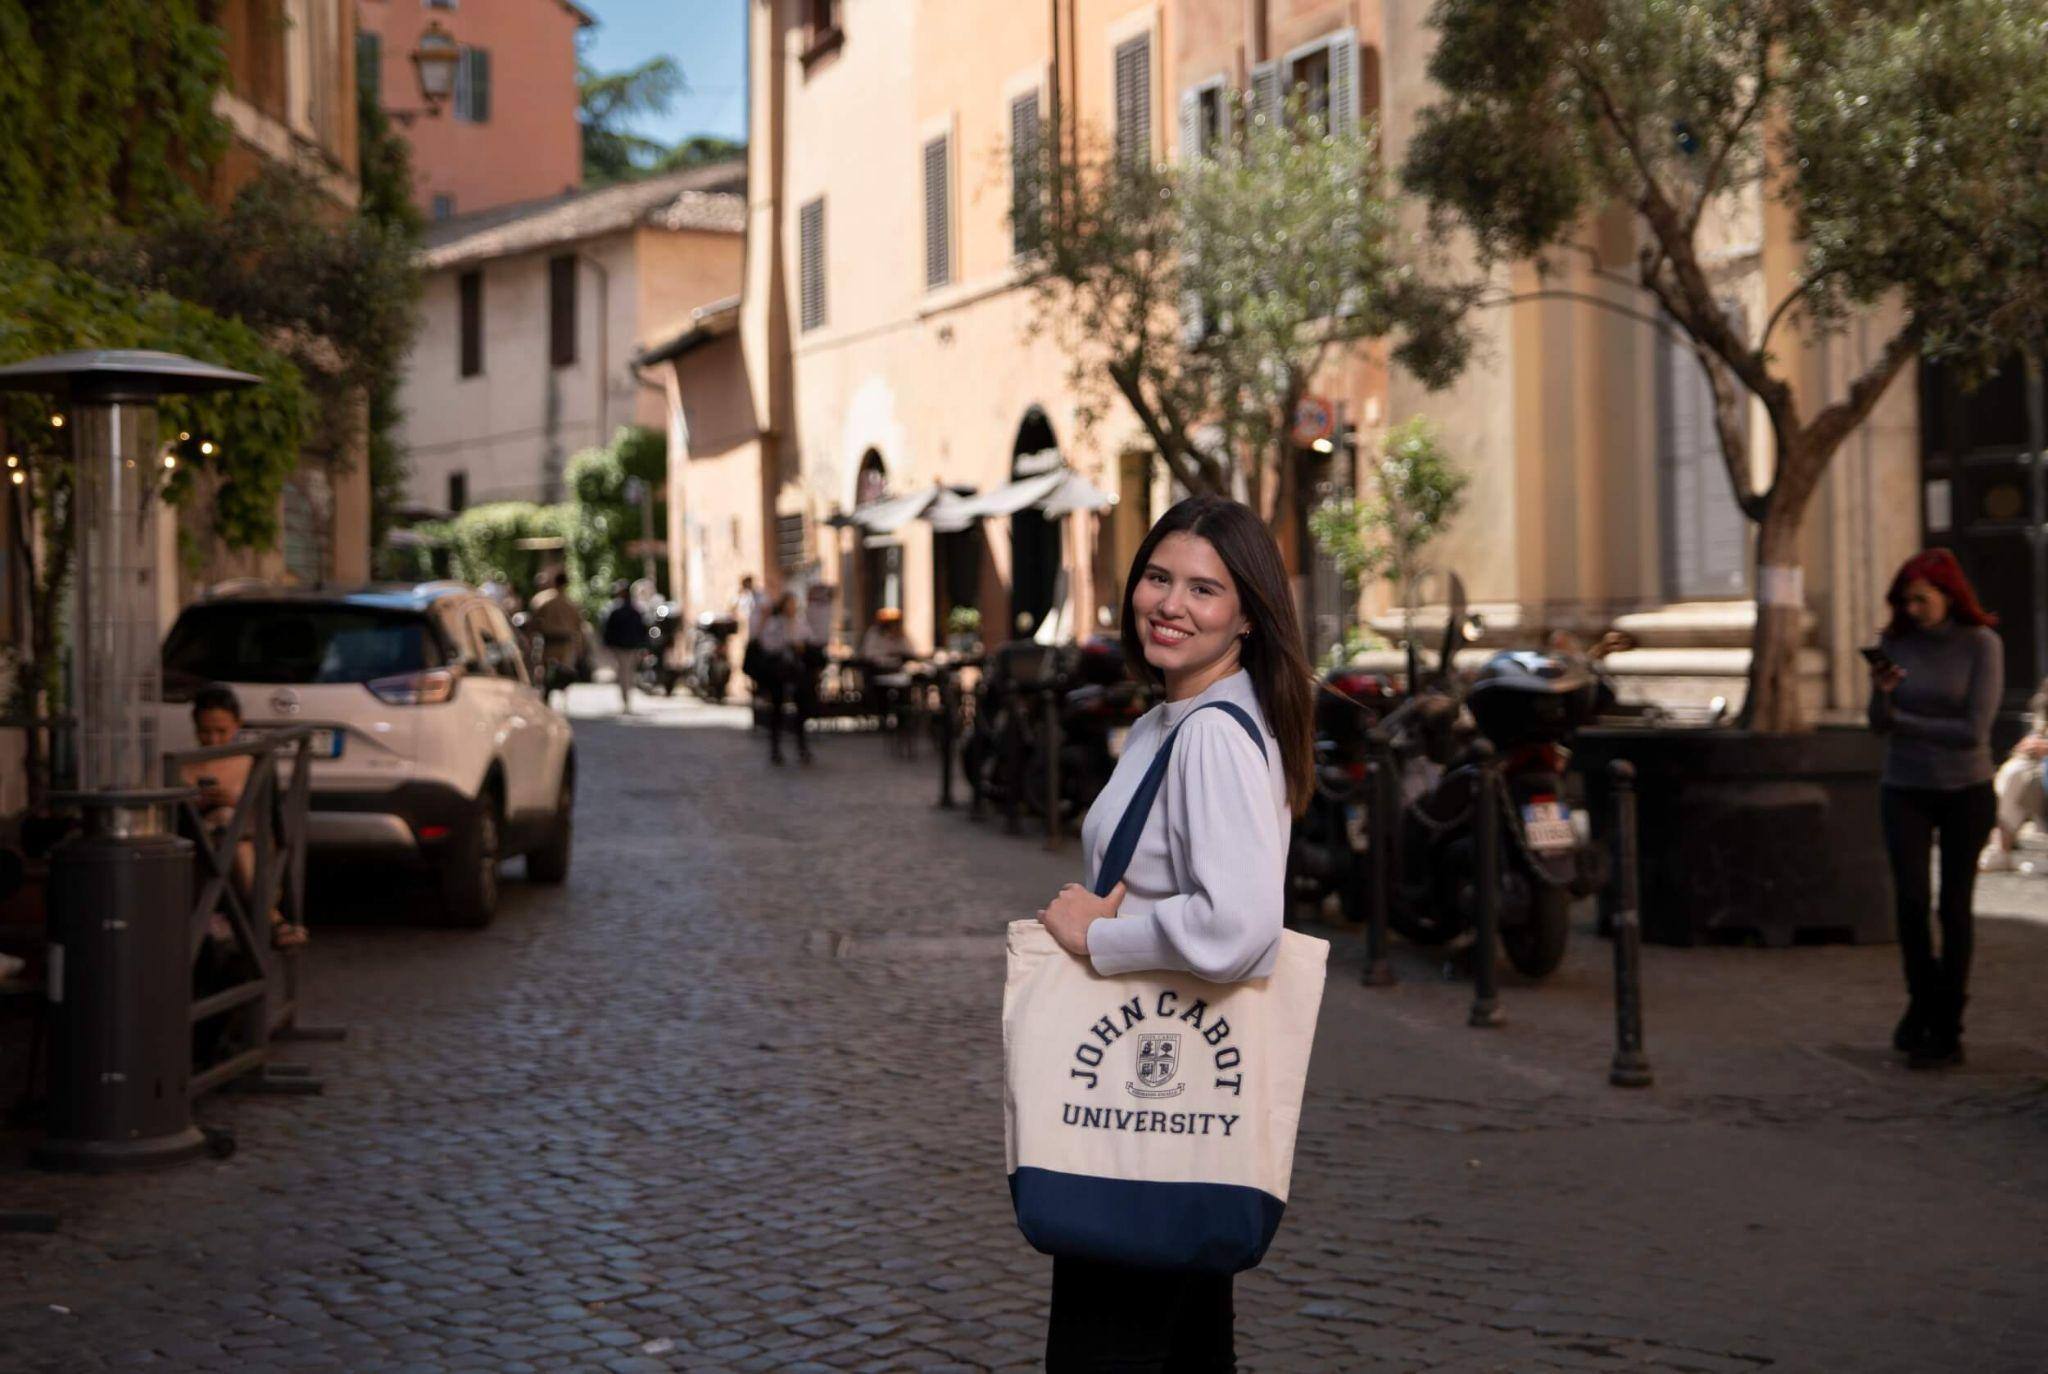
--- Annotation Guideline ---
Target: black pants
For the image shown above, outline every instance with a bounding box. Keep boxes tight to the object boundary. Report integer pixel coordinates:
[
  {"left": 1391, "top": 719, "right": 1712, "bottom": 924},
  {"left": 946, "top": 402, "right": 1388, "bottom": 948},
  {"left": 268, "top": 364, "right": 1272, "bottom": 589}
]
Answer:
[
  {"left": 1880, "top": 782, "right": 1996, "bottom": 1023},
  {"left": 1045, "top": 1257, "right": 1234, "bottom": 1373},
  {"left": 761, "top": 659, "right": 815, "bottom": 756}
]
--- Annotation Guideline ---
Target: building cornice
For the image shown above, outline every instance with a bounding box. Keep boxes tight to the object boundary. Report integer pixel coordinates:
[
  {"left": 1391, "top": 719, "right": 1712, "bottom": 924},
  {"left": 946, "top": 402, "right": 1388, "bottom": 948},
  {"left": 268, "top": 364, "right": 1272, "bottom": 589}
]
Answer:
[{"left": 213, "top": 89, "right": 359, "bottom": 208}]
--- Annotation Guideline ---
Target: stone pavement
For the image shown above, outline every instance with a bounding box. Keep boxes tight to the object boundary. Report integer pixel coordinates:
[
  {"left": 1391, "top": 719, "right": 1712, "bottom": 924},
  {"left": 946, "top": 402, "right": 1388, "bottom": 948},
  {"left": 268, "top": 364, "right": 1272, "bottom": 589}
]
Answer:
[{"left": 3, "top": 684, "right": 2046, "bottom": 1372}]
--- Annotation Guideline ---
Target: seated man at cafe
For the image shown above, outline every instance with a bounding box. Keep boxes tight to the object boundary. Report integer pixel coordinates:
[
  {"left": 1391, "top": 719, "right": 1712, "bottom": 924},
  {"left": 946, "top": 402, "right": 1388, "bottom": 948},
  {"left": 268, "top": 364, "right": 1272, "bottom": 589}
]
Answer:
[
  {"left": 857, "top": 607, "right": 916, "bottom": 726},
  {"left": 178, "top": 685, "right": 308, "bottom": 950},
  {"left": 859, "top": 607, "right": 913, "bottom": 672}
]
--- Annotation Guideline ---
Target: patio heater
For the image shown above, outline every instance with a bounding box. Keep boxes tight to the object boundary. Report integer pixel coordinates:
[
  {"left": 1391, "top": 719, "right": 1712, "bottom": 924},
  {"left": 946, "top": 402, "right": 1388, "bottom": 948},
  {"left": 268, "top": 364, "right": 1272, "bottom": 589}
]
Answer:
[{"left": 0, "top": 349, "right": 259, "bottom": 1171}]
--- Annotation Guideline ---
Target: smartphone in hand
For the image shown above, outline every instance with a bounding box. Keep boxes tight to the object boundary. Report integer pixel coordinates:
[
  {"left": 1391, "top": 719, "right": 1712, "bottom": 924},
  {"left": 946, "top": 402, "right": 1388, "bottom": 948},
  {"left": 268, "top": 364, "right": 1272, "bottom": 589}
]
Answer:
[{"left": 1859, "top": 645, "right": 1894, "bottom": 672}]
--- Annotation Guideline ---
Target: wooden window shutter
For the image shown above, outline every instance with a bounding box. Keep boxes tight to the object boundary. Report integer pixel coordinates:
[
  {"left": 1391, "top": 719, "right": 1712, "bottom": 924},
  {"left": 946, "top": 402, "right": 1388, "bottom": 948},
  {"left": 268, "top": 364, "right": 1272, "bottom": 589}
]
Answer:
[
  {"left": 470, "top": 47, "right": 491, "bottom": 123},
  {"left": 1113, "top": 34, "right": 1151, "bottom": 164},
  {"left": 1658, "top": 312, "right": 1750, "bottom": 599},
  {"left": 1010, "top": 91, "right": 1042, "bottom": 257},
  {"left": 458, "top": 270, "right": 483, "bottom": 378},
  {"left": 1249, "top": 61, "right": 1281, "bottom": 130},
  {"left": 1326, "top": 30, "right": 1360, "bottom": 133},
  {"left": 923, "top": 134, "right": 952, "bottom": 289},
  {"left": 1177, "top": 88, "right": 1207, "bottom": 344},
  {"left": 548, "top": 255, "right": 577, "bottom": 367},
  {"left": 1178, "top": 88, "right": 1202, "bottom": 164},
  {"left": 799, "top": 198, "right": 827, "bottom": 330}
]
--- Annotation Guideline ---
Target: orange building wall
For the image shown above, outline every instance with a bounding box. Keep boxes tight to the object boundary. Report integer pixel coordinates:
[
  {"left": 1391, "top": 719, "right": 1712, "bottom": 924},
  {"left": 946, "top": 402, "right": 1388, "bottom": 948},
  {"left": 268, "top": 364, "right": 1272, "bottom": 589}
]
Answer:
[
  {"left": 357, "top": 0, "right": 585, "bottom": 217},
  {"left": 635, "top": 229, "right": 747, "bottom": 344}
]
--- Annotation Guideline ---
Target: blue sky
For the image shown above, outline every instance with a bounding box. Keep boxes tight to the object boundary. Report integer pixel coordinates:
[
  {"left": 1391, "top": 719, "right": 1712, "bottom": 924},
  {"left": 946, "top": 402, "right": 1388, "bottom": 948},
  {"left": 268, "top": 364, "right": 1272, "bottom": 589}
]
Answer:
[{"left": 577, "top": 0, "right": 748, "bottom": 145}]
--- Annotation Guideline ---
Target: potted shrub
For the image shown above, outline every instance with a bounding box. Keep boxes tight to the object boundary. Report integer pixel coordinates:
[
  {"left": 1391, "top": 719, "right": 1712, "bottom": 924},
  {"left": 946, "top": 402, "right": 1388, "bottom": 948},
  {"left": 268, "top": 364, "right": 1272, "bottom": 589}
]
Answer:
[
  {"left": 946, "top": 605, "right": 983, "bottom": 656},
  {"left": 1407, "top": 1, "right": 2048, "bottom": 943}
]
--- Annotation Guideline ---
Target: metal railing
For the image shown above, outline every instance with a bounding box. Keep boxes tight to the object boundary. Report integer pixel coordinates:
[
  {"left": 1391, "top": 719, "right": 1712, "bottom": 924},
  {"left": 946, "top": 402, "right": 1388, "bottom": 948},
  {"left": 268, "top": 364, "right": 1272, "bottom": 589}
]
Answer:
[{"left": 162, "top": 726, "right": 318, "bottom": 1097}]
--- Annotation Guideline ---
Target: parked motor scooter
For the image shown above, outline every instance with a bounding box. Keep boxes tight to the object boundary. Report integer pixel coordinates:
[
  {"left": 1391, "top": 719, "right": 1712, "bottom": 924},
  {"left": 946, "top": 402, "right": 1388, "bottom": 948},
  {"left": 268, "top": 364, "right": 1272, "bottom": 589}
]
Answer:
[
  {"left": 685, "top": 613, "right": 739, "bottom": 702},
  {"left": 1286, "top": 668, "right": 1398, "bottom": 925},
  {"left": 1038, "top": 636, "right": 1152, "bottom": 820},
  {"left": 631, "top": 601, "right": 686, "bottom": 696},
  {"left": 1375, "top": 586, "right": 1607, "bottom": 977}
]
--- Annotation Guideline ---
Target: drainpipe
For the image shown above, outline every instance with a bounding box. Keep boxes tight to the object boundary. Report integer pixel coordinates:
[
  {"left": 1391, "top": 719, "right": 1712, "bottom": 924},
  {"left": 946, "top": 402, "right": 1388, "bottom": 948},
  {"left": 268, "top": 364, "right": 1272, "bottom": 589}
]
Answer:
[{"left": 580, "top": 251, "right": 611, "bottom": 459}]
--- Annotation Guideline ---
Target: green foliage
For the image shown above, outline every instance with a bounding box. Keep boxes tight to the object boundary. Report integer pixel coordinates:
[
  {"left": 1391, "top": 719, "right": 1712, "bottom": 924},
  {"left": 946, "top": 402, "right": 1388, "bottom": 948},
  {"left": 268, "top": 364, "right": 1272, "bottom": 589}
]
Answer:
[
  {"left": 1018, "top": 95, "right": 1471, "bottom": 513},
  {"left": 655, "top": 135, "right": 748, "bottom": 174},
  {"left": 1318, "top": 623, "right": 1389, "bottom": 674},
  {"left": 0, "top": 252, "right": 313, "bottom": 553},
  {"left": 565, "top": 426, "right": 668, "bottom": 615},
  {"left": 1789, "top": 1, "right": 2048, "bottom": 377},
  {"left": 425, "top": 501, "right": 573, "bottom": 596},
  {"left": 1309, "top": 418, "right": 1469, "bottom": 639},
  {"left": 355, "top": 84, "right": 426, "bottom": 546},
  {"left": 0, "top": 0, "right": 227, "bottom": 251},
  {"left": 580, "top": 55, "right": 687, "bottom": 186}
]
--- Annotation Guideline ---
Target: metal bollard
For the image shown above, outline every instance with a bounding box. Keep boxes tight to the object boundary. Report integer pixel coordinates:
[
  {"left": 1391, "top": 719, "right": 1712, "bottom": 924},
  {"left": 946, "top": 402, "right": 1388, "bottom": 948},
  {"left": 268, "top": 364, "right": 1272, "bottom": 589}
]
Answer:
[
  {"left": 1468, "top": 740, "right": 1506, "bottom": 1028},
  {"left": 1043, "top": 688, "right": 1063, "bottom": 850},
  {"left": 1361, "top": 729, "right": 1395, "bottom": 987},
  {"left": 1607, "top": 760, "right": 1654, "bottom": 1087},
  {"left": 936, "top": 672, "right": 957, "bottom": 810}
]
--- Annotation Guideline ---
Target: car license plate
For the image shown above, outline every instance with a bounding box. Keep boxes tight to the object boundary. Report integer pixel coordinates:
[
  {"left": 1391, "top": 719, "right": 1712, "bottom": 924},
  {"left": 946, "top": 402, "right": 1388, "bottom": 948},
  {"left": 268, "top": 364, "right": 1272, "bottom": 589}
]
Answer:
[
  {"left": 1108, "top": 726, "right": 1131, "bottom": 758},
  {"left": 1522, "top": 800, "right": 1574, "bottom": 851}
]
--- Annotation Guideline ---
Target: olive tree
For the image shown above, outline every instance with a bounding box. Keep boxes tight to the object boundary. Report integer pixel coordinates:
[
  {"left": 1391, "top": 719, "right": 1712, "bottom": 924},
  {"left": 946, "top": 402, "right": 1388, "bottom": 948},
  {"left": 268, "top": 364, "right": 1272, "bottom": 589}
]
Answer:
[
  {"left": 1404, "top": 0, "right": 2048, "bottom": 730},
  {"left": 1018, "top": 97, "right": 1470, "bottom": 525}
]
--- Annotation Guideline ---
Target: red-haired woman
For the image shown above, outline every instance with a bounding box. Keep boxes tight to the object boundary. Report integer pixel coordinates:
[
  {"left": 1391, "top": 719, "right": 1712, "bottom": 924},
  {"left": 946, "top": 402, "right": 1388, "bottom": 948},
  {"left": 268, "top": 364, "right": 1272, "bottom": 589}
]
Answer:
[{"left": 1868, "top": 549, "right": 2003, "bottom": 1068}]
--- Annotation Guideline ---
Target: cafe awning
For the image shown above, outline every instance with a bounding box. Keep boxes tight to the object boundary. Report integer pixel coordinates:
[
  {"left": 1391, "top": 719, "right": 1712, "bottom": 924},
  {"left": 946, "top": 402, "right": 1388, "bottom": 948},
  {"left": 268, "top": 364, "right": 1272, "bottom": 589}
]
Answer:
[
  {"left": 847, "top": 488, "right": 937, "bottom": 534},
  {"left": 1038, "top": 469, "right": 1115, "bottom": 517}
]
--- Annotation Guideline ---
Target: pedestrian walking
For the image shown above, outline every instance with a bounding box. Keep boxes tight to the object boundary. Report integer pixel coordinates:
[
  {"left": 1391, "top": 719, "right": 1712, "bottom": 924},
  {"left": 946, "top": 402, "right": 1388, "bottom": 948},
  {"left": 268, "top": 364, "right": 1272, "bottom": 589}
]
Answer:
[
  {"left": 527, "top": 570, "right": 582, "bottom": 705},
  {"left": 1868, "top": 548, "right": 2003, "bottom": 1069},
  {"left": 601, "top": 581, "right": 648, "bottom": 715},
  {"left": 734, "top": 574, "right": 769, "bottom": 686},
  {"left": 757, "top": 591, "right": 816, "bottom": 766},
  {"left": 1980, "top": 675, "right": 2048, "bottom": 871},
  {"left": 1032, "top": 496, "right": 1315, "bottom": 1372}
]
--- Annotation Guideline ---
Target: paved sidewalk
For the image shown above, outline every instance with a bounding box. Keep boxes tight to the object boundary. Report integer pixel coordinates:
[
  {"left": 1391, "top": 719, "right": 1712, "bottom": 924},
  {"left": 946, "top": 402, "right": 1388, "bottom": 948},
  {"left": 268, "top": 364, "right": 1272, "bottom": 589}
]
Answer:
[{"left": 2, "top": 686, "right": 2045, "bottom": 1372}]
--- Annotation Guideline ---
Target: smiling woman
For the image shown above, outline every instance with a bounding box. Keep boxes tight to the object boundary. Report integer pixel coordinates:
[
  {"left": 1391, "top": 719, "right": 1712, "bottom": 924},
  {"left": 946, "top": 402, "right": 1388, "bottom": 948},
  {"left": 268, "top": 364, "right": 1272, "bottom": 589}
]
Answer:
[{"left": 1031, "top": 495, "right": 1316, "bottom": 1369}]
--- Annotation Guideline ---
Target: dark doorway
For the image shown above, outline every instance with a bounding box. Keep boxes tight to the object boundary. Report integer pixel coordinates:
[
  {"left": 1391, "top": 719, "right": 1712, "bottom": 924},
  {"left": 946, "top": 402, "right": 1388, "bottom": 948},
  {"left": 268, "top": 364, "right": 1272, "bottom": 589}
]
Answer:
[
  {"left": 854, "top": 451, "right": 898, "bottom": 633},
  {"left": 1010, "top": 408, "right": 1062, "bottom": 637},
  {"left": 1921, "top": 351, "right": 2047, "bottom": 702}
]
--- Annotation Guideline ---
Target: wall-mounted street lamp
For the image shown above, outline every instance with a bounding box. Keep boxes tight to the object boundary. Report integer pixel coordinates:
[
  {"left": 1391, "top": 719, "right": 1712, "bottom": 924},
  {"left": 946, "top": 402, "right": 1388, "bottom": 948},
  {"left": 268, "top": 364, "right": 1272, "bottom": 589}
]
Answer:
[{"left": 387, "top": 19, "right": 461, "bottom": 126}]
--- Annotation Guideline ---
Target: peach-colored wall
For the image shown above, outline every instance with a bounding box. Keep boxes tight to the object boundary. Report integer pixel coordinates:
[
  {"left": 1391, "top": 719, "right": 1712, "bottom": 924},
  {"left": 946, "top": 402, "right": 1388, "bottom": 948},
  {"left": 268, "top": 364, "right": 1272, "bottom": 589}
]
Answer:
[
  {"left": 357, "top": 0, "right": 584, "bottom": 217},
  {"left": 636, "top": 229, "right": 747, "bottom": 342},
  {"left": 666, "top": 334, "right": 770, "bottom": 619}
]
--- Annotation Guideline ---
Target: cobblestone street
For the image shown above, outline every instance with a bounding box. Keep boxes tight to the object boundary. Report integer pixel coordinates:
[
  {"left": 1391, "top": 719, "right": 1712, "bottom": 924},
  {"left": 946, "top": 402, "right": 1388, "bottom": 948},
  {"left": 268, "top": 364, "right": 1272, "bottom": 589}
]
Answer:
[{"left": 5, "top": 688, "right": 2048, "bottom": 1372}]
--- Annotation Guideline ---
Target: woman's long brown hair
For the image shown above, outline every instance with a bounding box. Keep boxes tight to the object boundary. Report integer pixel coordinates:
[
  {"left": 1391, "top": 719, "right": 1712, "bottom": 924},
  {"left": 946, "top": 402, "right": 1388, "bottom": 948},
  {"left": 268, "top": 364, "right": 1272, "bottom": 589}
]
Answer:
[{"left": 1118, "top": 496, "right": 1317, "bottom": 816}]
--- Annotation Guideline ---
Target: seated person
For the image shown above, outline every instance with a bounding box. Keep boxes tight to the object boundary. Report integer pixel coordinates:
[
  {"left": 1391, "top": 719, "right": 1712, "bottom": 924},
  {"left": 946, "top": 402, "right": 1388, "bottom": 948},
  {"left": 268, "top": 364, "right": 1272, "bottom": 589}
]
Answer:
[
  {"left": 858, "top": 607, "right": 913, "bottom": 672},
  {"left": 178, "top": 685, "right": 308, "bottom": 949},
  {"left": 1983, "top": 678, "right": 2048, "bottom": 871}
]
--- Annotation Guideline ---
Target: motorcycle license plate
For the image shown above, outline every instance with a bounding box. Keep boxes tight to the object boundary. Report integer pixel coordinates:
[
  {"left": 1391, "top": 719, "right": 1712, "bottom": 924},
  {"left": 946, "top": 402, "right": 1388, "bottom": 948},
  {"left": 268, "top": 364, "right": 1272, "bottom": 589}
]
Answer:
[
  {"left": 1108, "top": 726, "right": 1131, "bottom": 758},
  {"left": 1521, "top": 800, "right": 1574, "bottom": 851},
  {"left": 1343, "top": 800, "right": 1370, "bottom": 852}
]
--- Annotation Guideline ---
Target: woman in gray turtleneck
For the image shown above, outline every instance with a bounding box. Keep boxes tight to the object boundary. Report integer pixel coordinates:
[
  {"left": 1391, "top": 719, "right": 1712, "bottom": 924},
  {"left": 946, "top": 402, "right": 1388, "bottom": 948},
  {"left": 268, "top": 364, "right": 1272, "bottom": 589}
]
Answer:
[{"left": 1868, "top": 549, "right": 2003, "bottom": 1069}]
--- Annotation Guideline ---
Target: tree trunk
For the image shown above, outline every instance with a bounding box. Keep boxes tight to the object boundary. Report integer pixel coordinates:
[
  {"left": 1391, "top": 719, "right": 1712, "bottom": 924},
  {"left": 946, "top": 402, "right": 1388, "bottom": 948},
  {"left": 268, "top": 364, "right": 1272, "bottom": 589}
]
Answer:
[{"left": 1742, "top": 483, "right": 1816, "bottom": 733}]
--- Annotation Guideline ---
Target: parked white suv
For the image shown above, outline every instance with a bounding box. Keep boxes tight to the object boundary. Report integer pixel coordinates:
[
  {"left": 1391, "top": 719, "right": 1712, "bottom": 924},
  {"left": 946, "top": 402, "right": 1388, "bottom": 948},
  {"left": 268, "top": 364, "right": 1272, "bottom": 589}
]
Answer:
[{"left": 161, "top": 582, "right": 575, "bottom": 926}]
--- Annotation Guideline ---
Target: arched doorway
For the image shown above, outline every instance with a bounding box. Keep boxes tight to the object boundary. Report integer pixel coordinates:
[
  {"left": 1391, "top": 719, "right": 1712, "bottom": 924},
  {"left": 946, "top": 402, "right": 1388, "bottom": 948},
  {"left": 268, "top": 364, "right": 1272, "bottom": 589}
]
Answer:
[{"left": 1009, "top": 408, "right": 1062, "bottom": 636}]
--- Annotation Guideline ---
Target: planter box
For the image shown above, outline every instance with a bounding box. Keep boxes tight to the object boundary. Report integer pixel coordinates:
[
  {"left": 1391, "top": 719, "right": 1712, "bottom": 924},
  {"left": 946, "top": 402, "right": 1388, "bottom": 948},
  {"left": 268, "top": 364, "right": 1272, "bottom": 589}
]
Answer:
[{"left": 1575, "top": 726, "right": 1893, "bottom": 948}]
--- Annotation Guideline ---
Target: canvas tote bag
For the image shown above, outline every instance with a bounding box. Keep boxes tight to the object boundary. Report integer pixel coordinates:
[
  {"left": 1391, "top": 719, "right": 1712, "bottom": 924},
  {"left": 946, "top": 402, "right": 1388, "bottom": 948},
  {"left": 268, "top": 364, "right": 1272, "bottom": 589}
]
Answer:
[{"left": 1004, "top": 701, "right": 1329, "bottom": 1274}]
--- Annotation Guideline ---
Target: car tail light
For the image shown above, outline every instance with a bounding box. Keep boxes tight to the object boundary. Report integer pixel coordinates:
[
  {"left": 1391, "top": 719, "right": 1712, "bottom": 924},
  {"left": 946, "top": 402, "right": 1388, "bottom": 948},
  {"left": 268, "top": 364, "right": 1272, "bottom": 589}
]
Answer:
[
  {"left": 367, "top": 668, "right": 459, "bottom": 705},
  {"left": 415, "top": 824, "right": 452, "bottom": 842}
]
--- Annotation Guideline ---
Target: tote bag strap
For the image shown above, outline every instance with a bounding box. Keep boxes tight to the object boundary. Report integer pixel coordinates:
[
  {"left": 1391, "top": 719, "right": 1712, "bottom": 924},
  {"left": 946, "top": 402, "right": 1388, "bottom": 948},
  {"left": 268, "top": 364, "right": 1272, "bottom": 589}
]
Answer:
[{"left": 1092, "top": 700, "right": 1265, "bottom": 898}]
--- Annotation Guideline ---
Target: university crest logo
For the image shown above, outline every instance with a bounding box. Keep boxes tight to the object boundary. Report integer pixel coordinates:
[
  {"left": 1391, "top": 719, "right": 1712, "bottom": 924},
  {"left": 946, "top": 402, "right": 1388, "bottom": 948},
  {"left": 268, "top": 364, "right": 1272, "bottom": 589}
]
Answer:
[{"left": 1127, "top": 1033, "right": 1184, "bottom": 1099}]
